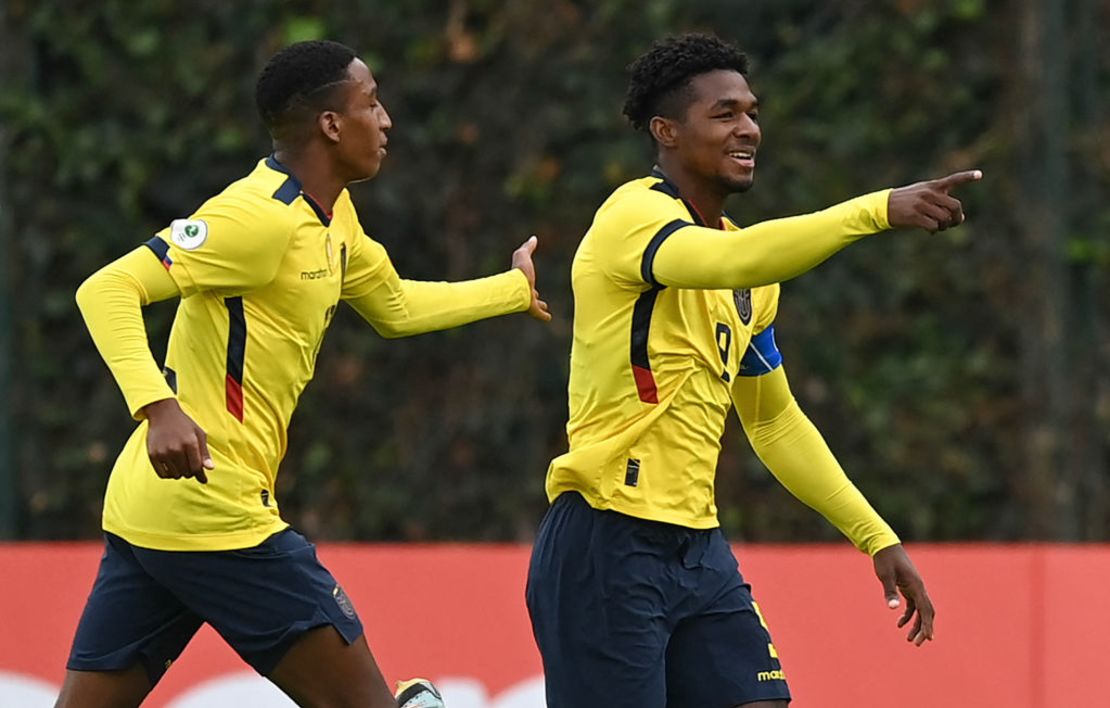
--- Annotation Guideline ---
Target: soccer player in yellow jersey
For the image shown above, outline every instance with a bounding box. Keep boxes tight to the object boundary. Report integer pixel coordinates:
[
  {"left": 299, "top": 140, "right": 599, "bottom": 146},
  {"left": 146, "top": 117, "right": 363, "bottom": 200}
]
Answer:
[
  {"left": 57, "top": 41, "right": 548, "bottom": 708},
  {"left": 525, "top": 34, "right": 981, "bottom": 708}
]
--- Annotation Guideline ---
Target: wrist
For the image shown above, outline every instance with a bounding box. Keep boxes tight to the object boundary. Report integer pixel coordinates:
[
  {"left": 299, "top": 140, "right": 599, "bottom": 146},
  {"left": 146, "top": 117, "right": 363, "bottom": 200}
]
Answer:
[
  {"left": 508, "top": 267, "right": 532, "bottom": 310},
  {"left": 875, "top": 188, "right": 894, "bottom": 230},
  {"left": 141, "top": 397, "right": 180, "bottom": 422},
  {"left": 869, "top": 539, "right": 903, "bottom": 558}
]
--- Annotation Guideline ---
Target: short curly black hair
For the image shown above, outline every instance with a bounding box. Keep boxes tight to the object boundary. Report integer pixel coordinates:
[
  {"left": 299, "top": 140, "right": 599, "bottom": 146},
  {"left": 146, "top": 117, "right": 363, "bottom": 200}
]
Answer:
[
  {"left": 255, "top": 40, "right": 357, "bottom": 139},
  {"left": 623, "top": 33, "right": 750, "bottom": 134}
]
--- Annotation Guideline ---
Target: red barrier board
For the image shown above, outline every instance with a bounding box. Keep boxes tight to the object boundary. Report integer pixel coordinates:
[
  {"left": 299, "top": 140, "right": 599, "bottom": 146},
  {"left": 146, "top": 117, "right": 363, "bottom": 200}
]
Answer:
[{"left": 1, "top": 543, "right": 1107, "bottom": 707}]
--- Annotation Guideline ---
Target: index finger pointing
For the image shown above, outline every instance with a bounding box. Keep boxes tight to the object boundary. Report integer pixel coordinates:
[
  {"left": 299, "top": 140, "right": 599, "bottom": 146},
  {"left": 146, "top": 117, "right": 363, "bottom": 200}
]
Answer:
[{"left": 935, "top": 169, "right": 983, "bottom": 191}]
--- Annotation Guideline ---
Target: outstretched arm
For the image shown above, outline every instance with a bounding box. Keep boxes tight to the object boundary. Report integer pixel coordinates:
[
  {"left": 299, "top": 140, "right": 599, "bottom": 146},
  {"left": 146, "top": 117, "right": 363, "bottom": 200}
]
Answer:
[
  {"left": 647, "top": 170, "right": 982, "bottom": 290},
  {"left": 75, "top": 247, "right": 213, "bottom": 482},
  {"left": 733, "top": 365, "right": 935, "bottom": 645},
  {"left": 344, "top": 236, "right": 549, "bottom": 338}
]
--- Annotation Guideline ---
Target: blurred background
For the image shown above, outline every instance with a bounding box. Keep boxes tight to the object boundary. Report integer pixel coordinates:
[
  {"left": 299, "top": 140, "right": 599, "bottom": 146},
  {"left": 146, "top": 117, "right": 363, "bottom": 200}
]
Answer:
[{"left": 0, "top": 0, "right": 1107, "bottom": 546}]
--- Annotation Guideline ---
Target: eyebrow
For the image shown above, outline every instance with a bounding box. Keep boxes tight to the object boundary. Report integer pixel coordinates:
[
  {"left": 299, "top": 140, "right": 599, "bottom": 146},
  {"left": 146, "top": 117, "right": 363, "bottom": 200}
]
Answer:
[{"left": 710, "top": 97, "right": 759, "bottom": 111}]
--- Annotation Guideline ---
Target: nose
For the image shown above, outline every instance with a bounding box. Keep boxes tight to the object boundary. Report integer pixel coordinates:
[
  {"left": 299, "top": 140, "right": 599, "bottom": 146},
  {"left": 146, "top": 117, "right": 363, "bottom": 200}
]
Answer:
[
  {"left": 378, "top": 102, "right": 393, "bottom": 132},
  {"left": 736, "top": 114, "right": 760, "bottom": 144}
]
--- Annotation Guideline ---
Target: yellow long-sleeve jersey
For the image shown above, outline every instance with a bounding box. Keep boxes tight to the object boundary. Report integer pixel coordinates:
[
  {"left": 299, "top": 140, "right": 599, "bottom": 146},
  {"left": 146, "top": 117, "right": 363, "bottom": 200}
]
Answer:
[
  {"left": 77, "top": 156, "right": 530, "bottom": 550},
  {"left": 547, "top": 169, "right": 899, "bottom": 554}
]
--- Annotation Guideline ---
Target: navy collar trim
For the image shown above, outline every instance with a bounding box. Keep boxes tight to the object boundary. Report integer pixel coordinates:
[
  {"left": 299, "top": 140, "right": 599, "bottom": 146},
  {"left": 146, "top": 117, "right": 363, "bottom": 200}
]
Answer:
[
  {"left": 648, "top": 166, "right": 717, "bottom": 228},
  {"left": 265, "top": 155, "right": 332, "bottom": 226}
]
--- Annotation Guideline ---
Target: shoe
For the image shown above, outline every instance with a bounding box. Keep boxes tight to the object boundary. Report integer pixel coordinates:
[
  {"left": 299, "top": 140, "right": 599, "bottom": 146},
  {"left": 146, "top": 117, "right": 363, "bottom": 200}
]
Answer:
[{"left": 395, "top": 677, "right": 445, "bottom": 708}]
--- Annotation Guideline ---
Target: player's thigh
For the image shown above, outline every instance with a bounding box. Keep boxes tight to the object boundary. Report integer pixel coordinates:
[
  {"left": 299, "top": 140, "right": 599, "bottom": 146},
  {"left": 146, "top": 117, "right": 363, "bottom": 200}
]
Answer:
[
  {"left": 134, "top": 528, "right": 367, "bottom": 680},
  {"left": 526, "top": 493, "right": 672, "bottom": 708},
  {"left": 60, "top": 533, "right": 203, "bottom": 707},
  {"left": 664, "top": 592, "right": 791, "bottom": 707},
  {"left": 268, "top": 629, "right": 394, "bottom": 708}
]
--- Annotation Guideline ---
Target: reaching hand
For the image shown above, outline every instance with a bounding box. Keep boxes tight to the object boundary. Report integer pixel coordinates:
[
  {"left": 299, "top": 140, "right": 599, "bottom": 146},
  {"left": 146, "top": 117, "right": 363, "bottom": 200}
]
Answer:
[
  {"left": 511, "top": 235, "right": 552, "bottom": 322},
  {"left": 888, "top": 170, "right": 983, "bottom": 233},
  {"left": 143, "top": 398, "right": 214, "bottom": 484},
  {"left": 873, "top": 543, "right": 935, "bottom": 646}
]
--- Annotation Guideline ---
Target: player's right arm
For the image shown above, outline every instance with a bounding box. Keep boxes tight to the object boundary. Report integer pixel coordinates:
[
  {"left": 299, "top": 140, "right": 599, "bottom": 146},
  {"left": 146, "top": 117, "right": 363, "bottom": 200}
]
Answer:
[
  {"left": 75, "top": 247, "right": 215, "bottom": 482},
  {"left": 75, "top": 198, "right": 291, "bottom": 482},
  {"left": 76, "top": 247, "right": 180, "bottom": 421},
  {"left": 644, "top": 171, "right": 981, "bottom": 290}
]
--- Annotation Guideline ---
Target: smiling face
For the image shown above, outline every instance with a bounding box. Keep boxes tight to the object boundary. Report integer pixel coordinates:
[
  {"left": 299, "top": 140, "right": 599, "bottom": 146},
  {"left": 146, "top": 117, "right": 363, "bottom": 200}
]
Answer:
[
  {"left": 652, "top": 69, "right": 761, "bottom": 195},
  {"left": 329, "top": 58, "right": 393, "bottom": 182}
]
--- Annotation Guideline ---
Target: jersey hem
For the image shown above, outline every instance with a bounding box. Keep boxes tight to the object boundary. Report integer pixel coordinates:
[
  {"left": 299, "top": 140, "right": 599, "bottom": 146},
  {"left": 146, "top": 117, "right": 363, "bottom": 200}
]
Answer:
[
  {"left": 548, "top": 489, "right": 720, "bottom": 530},
  {"left": 102, "top": 519, "right": 290, "bottom": 551}
]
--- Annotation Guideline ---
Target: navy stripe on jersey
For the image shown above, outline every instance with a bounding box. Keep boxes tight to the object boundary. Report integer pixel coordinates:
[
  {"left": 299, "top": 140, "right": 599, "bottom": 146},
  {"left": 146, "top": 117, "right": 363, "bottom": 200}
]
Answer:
[
  {"left": 630, "top": 288, "right": 661, "bottom": 404},
  {"left": 265, "top": 154, "right": 332, "bottom": 226},
  {"left": 629, "top": 215, "right": 695, "bottom": 402},
  {"left": 640, "top": 219, "right": 691, "bottom": 287},
  {"left": 224, "top": 296, "right": 246, "bottom": 421},
  {"left": 143, "top": 237, "right": 173, "bottom": 270},
  {"left": 739, "top": 326, "right": 784, "bottom": 377}
]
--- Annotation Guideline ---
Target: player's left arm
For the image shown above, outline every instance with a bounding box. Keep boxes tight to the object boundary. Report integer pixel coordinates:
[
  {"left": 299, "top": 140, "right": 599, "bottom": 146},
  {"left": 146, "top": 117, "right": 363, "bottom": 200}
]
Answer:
[
  {"left": 731, "top": 335, "right": 935, "bottom": 645},
  {"left": 342, "top": 233, "right": 550, "bottom": 338}
]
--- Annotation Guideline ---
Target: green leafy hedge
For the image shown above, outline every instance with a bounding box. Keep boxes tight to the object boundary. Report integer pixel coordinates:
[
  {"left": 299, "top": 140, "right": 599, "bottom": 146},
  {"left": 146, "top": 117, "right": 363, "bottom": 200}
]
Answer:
[{"left": 3, "top": 0, "right": 1106, "bottom": 541}]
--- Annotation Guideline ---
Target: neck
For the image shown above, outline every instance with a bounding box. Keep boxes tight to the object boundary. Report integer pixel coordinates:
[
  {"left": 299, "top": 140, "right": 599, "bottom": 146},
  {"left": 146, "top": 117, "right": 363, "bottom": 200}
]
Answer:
[
  {"left": 655, "top": 156, "right": 727, "bottom": 228},
  {"left": 273, "top": 144, "right": 345, "bottom": 212}
]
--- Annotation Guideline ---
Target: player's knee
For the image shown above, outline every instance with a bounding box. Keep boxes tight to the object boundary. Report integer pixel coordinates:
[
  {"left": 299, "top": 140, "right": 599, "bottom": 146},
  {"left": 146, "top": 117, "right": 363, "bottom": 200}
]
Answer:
[{"left": 54, "top": 667, "right": 151, "bottom": 708}]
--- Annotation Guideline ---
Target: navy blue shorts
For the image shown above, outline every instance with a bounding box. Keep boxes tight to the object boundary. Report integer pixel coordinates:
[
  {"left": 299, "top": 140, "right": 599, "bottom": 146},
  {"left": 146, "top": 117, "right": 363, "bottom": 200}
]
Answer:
[
  {"left": 526, "top": 492, "right": 790, "bottom": 708},
  {"left": 67, "top": 528, "right": 363, "bottom": 683}
]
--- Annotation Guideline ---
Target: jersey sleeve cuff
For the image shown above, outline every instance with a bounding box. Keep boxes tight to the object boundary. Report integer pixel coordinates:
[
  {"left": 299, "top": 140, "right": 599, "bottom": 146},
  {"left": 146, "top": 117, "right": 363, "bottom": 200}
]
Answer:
[
  {"left": 869, "top": 188, "right": 893, "bottom": 230},
  {"left": 125, "top": 387, "right": 177, "bottom": 420},
  {"left": 826, "top": 189, "right": 893, "bottom": 236},
  {"left": 863, "top": 529, "right": 902, "bottom": 556},
  {"left": 506, "top": 267, "right": 533, "bottom": 312}
]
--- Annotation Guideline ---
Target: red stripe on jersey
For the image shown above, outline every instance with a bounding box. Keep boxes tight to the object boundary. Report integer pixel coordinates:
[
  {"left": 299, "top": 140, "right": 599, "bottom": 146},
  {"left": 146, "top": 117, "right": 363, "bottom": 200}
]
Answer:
[
  {"left": 632, "top": 365, "right": 659, "bottom": 404},
  {"left": 225, "top": 374, "right": 244, "bottom": 422}
]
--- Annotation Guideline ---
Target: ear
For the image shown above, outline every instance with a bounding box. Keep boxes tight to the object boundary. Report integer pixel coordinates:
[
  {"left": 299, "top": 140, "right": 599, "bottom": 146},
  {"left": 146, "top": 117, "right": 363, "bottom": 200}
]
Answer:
[
  {"left": 649, "top": 116, "right": 679, "bottom": 149},
  {"left": 318, "top": 110, "right": 342, "bottom": 144}
]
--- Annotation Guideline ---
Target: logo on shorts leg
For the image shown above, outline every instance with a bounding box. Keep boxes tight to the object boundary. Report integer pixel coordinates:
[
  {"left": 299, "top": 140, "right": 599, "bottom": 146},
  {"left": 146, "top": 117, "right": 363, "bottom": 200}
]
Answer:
[
  {"left": 333, "top": 585, "right": 356, "bottom": 619},
  {"left": 757, "top": 669, "right": 786, "bottom": 682}
]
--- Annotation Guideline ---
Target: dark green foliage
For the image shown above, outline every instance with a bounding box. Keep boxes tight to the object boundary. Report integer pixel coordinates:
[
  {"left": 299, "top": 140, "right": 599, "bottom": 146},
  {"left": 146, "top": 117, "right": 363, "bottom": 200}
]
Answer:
[{"left": 2, "top": 0, "right": 1106, "bottom": 541}]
